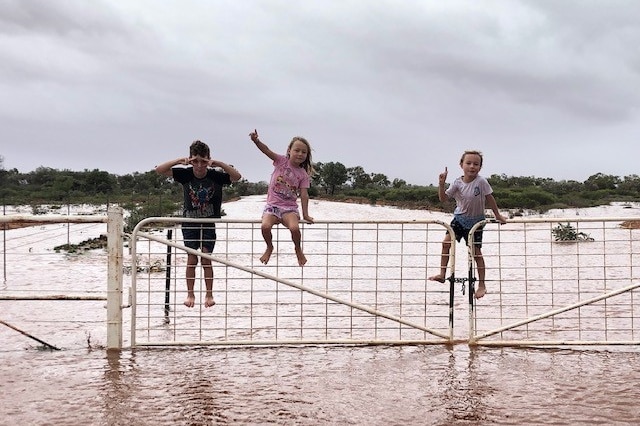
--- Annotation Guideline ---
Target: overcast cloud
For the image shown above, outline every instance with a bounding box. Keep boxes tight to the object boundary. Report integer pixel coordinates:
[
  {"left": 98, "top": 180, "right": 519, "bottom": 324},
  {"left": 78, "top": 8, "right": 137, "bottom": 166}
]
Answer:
[{"left": 1, "top": 0, "right": 639, "bottom": 185}]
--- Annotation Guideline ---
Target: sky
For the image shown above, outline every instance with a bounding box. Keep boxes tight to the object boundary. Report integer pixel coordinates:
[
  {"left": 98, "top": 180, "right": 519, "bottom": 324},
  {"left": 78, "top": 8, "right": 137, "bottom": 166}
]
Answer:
[{"left": 1, "top": 0, "right": 639, "bottom": 186}]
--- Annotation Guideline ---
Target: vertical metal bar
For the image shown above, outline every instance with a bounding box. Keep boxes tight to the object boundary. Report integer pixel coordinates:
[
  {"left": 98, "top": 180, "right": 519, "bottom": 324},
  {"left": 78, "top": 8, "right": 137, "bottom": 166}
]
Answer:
[
  {"left": 67, "top": 201, "right": 70, "bottom": 247},
  {"left": 164, "top": 229, "right": 172, "bottom": 323},
  {"left": 106, "top": 206, "right": 124, "bottom": 350},
  {"left": 2, "top": 202, "right": 6, "bottom": 282}
]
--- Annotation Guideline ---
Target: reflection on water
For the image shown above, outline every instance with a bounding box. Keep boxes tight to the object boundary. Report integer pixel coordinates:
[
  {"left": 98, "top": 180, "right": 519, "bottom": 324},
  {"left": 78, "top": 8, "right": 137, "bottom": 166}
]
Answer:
[{"left": 2, "top": 345, "right": 640, "bottom": 425}]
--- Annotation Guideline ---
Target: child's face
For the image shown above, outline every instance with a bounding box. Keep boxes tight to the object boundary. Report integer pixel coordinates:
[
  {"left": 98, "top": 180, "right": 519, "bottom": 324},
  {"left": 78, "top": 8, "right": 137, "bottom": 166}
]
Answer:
[
  {"left": 189, "top": 155, "right": 210, "bottom": 177},
  {"left": 288, "top": 141, "right": 308, "bottom": 166},
  {"left": 460, "top": 153, "right": 482, "bottom": 177}
]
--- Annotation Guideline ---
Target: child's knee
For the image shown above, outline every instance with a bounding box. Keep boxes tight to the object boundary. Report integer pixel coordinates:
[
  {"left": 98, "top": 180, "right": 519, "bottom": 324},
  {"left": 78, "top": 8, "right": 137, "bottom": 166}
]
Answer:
[{"left": 288, "top": 223, "right": 300, "bottom": 233}]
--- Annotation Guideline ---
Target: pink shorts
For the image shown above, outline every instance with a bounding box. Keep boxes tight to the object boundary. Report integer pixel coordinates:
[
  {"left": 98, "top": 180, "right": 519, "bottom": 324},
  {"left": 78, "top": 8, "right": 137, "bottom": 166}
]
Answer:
[{"left": 263, "top": 204, "right": 300, "bottom": 220}]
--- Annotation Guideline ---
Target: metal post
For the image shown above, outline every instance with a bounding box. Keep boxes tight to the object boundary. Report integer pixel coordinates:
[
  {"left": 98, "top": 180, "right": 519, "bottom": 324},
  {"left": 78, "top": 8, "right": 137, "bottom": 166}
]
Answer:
[
  {"left": 164, "top": 229, "right": 172, "bottom": 323},
  {"left": 2, "top": 201, "right": 6, "bottom": 282},
  {"left": 106, "top": 206, "right": 124, "bottom": 350}
]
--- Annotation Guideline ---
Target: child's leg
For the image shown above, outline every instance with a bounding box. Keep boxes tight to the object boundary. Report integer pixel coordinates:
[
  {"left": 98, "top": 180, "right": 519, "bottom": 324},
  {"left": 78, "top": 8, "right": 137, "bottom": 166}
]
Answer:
[
  {"left": 200, "top": 253, "right": 215, "bottom": 307},
  {"left": 260, "top": 214, "right": 280, "bottom": 264},
  {"left": 429, "top": 234, "right": 452, "bottom": 282},
  {"left": 185, "top": 253, "right": 198, "bottom": 307},
  {"left": 281, "top": 213, "right": 306, "bottom": 266},
  {"left": 473, "top": 247, "right": 486, "bottom": 299}
]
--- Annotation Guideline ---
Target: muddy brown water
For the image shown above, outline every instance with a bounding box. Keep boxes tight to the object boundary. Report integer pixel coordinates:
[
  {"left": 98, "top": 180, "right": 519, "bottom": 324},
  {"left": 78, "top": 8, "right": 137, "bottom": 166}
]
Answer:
[{"left": 2, "top": 199, "right": 639, "bottom": 425}]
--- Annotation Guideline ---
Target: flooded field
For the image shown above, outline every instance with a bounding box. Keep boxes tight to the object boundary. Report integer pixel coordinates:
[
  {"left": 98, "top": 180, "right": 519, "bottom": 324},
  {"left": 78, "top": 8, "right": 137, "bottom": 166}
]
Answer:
[{"left": 2, "top": 198, "right": 640, "bottom": 425}]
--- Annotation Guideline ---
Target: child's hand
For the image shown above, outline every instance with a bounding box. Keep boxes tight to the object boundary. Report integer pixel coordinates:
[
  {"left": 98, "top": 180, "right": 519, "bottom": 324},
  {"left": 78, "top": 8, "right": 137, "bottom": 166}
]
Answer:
[
  {"left": 303, "top": 215, "right": 314, "bottom": 224},
  {"left": 438, "top": 167, "right": 448, "bottom": 185},
  {"left": 249, "top": 129, "right": 260, "bottom": 143}
]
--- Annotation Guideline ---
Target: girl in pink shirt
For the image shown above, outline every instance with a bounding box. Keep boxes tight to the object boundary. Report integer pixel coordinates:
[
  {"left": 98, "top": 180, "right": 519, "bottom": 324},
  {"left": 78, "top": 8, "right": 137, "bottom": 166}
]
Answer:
[{"left": 250, "top": 129, "right": 315, "bottom": 266}]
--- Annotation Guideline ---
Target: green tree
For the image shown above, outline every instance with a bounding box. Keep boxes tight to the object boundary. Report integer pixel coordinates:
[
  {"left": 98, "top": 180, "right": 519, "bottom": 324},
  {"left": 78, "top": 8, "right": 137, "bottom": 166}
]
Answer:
[
  {"left": 370, "top": 173, "right": 390, "bottom": 188},
  {"left": 52, "top": 175, "right": 74, "bottom": 200},
  {"left": 618, "top": 174, "right": 640, "bottom": 193},
  {"left": 347, "top": 166, "right": 371, "bottom": 189},
  {"left": 584, "top": 173, "right": 620, "bottom": 190},
  {"left": 392, "top": 178, "right": 407, "bottom": 188},
  {"left": 320, "top": 162, "right": 348, "bottom": 195},
  {"left": 0, "top": 155, "right": 6, "bottom": 188}
]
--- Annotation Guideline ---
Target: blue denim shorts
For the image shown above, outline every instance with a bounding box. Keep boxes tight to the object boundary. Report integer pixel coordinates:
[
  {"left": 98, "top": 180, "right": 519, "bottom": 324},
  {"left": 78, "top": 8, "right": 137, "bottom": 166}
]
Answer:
[
  {"left": 450, "top": 217, "right": 484, "bottom": 248},
  {"left": 181, "top": 223, "right": 217, "bottom": 252}
]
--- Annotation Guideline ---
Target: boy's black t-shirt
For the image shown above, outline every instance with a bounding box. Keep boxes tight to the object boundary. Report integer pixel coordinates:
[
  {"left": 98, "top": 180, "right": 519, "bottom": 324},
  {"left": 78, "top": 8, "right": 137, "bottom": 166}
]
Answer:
[{"left": 171, "top": 166, "right": 232, "bottom": 219}]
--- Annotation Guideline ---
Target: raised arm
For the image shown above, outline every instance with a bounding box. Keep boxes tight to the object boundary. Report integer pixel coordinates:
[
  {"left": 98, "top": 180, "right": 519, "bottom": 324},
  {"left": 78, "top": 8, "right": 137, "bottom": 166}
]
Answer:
[
  {"left": 210, "top": 160, "right": 242, "bottom": 182},
  {"left": 249, "top": 129, "right": 279, "bottom": 162},
  {"left": 155, "top": 157, "right": 188, "bottom": 177}
]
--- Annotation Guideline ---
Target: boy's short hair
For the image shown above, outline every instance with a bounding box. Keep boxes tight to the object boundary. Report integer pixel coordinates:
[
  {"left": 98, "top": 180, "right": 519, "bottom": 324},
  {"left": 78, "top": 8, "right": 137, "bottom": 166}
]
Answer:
[
  {"left": 460, "top": 150, "right": 483, "bottom": 167},
  {"left": 190, "top": 140, "right": 210, "bottom": 158}
]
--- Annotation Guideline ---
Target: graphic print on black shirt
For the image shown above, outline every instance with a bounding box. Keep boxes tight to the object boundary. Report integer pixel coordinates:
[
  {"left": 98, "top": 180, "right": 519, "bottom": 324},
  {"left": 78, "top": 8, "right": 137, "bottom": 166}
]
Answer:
[{"left": 185, "top": 180, "right": 218, "bottom": 218}]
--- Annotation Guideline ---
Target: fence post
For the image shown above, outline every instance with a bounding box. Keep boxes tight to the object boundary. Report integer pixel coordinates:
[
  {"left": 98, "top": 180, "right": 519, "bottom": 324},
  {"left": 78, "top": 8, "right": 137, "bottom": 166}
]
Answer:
[
  {"left": 164, "top": 229, "right": 172, "bottom": 323},
  {"left": 107, "top": 206, "right": 124, "bottom": 350}
]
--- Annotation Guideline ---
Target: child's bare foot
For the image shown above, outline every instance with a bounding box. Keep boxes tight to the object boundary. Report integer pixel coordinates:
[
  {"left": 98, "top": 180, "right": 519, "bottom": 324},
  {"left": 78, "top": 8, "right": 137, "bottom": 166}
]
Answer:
[
  {"left": 204, "top": 294, "right": 216, "bottom": 308},
  {"left": 428, "top": 274, "right": 446, "bottom": 283},
  {"left": 260, "top": 246, "right": 273, "bottom": 264},
  {"left": 184, "top": 294, "right": 195, "bottom": 308},
  {"left": 475, "top": 284, "right": 486, "bottom": 299},
  {"left": 295, "top": 247, "right": 307, "bottom": 266}
]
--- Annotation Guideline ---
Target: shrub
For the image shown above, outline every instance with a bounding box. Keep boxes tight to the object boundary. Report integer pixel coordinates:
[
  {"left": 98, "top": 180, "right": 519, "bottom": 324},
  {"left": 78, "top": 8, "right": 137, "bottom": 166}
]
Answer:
[{"left": 551, "top": 222, "right": 594, "bottom": 242}]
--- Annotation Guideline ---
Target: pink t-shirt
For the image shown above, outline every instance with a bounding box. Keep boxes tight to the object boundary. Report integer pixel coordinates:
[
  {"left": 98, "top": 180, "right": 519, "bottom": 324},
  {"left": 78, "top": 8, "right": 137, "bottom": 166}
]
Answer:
[{"left": 266, "top": 154, "right": 310, "bottom": 209}]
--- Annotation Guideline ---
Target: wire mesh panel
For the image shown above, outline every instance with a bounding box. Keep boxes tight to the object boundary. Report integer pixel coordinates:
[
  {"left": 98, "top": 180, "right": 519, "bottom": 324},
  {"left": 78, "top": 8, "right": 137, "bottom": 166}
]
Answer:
[
  {"left": 0, "top": 207, "right": 114, "bottom": 349},
  {"left": 470, "top": 217, "right": 640, "bottom": 346},
  {"left": 130, "top": 218, "right": 454, "bottom": 347}
]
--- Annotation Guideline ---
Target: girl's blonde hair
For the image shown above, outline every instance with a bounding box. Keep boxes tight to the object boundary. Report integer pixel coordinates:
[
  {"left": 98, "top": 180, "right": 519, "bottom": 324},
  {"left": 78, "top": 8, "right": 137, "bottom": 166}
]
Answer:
[{"left": 288, "top": 136, "right": 315, "bottom": 175}]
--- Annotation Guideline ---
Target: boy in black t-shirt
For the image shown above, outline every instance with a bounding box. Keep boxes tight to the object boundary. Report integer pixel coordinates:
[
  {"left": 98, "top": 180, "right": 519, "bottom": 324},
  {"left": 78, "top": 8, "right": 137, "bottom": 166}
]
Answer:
[{"left": 156, "top": 140, "right": 241, "bottom": 308}]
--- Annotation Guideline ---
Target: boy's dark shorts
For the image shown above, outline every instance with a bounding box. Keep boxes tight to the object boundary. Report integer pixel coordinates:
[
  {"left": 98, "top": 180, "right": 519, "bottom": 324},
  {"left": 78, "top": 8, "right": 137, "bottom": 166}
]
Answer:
[
  {"left": 450, "top": 217, "right": 484, "bottom": 248},
  {"left": 182, "top": 223, "right": 217, "bottom": 252}
]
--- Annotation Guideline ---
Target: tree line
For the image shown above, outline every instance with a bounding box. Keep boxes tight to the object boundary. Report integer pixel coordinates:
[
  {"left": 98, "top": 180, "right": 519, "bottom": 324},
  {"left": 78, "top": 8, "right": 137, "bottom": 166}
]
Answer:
[
  {"left": 1, "top": 156, "right": 639, "bottom": 220},
  {"left": 311, "top": 161, "right": 640, "bottom": 213}
]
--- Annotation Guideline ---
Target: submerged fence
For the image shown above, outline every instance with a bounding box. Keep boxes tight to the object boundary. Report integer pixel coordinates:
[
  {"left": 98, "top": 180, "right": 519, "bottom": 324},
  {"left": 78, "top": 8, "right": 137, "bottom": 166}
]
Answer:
[{"left": 2, "top": 205, "right": 639, "bottom": 349}]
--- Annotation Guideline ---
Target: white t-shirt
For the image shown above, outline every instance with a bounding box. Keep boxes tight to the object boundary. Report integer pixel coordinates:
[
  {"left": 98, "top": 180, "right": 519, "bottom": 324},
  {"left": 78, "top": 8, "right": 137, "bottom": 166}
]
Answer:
[{"left": 445, "top": 175, "right": 493, "bottom": 227}]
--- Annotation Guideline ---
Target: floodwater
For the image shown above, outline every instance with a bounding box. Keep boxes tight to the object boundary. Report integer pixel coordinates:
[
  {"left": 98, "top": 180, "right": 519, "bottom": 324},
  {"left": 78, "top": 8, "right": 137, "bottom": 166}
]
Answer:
[{"left": 2, "top": 198, "right": 640, "bottom": 425}]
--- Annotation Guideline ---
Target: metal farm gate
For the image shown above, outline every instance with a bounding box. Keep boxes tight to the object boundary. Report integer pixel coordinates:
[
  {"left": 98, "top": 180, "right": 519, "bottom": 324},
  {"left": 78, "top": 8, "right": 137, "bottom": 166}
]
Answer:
[
  {"left": 129, "top": 215, "right": 640, "bottom": 348},
  {"left": 2, "top": 208, "right": 638, "bottom": 350}
]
